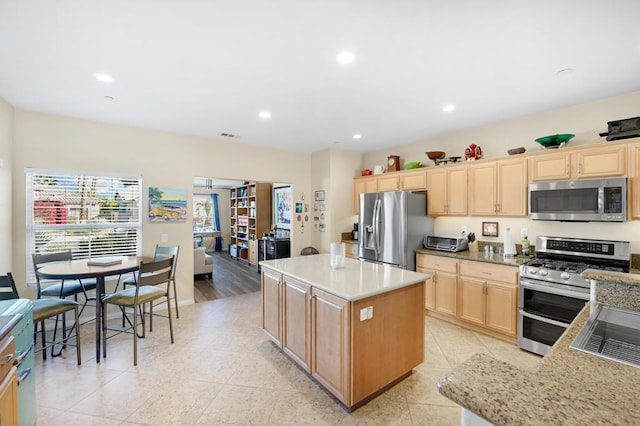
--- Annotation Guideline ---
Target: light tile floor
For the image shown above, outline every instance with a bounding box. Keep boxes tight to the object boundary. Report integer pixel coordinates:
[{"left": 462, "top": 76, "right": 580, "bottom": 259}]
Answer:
[{"left": 34, "top": 292, "right": 541, "bottom": 425}]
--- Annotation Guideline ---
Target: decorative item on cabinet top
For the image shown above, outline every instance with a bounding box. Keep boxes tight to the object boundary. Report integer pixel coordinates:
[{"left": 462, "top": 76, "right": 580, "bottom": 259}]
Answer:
[
  {"left": 403, "top": 161, "right": 422, "bottom": 170},
  {"left": 387, "top": 155, "right": 400, "bottom": 172},
  {"left": 426, "top": 151, "right": 446, "bottom": 165},
  {"left": 534, "top": 133, "right": 575, "bottom": 149},
  {"left": 464, "top": 144, "right": 483, "bottom": 161}
]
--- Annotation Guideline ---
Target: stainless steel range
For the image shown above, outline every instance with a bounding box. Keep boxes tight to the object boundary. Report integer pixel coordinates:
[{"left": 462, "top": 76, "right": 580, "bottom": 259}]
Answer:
[{"left": 518, "top": 236, "right": 630, "bottom": 356}]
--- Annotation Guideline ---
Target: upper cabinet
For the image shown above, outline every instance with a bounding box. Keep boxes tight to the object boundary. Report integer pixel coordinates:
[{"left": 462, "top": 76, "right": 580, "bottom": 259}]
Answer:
[
  {"left": 353, "top": 176, "right": 377, "bottom": 214},
  {"left": 426, "top": 165, "right": 467, "bottom": 216},
  {"left": 628, "top": 141, "right": 640, "bottom": 219},
  {"left": 469, "top": 158, "right": 527, "bottom": 216},
  {"left": 352, "top": 169, "right": 427, "bottom": 214},
  {"left": 529, "top": 145, "right": 626, "bottom": 182}
]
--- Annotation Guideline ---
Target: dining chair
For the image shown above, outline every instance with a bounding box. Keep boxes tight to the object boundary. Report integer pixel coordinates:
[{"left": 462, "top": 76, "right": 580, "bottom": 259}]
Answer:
[
  {"left": 0, "top": 272, "right": 81, "bottom": 364},
  {"left": 102, "top": 257, "right": 174, "bottom": 366},
  {"left": 119, "top": 244, "right": 180, "bottom": 320}
]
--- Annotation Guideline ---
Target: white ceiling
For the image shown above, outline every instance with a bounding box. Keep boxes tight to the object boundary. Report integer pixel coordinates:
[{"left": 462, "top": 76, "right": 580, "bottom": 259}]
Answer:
[{"left": 1, "top": 1, "right": 639, "bottom": 153}]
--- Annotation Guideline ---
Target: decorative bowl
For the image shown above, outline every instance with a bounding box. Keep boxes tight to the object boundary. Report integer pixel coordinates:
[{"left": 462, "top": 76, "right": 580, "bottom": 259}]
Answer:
[
  {"left": 403, "top": 161, "right": 422, "bottom": 170},
  {"left": 507, "top": 147, "right": 526, "bottom": 155},
  {"left": 534, "top": 134, "right": 575, "bottom": 149},
  {"left": 425, "top": 151, "right": 446, "bottom": 161}
]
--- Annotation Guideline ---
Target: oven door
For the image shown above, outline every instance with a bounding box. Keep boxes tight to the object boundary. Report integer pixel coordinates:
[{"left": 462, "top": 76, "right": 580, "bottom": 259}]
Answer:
[{"left": 518, "top": 278, "right": 589, "bottom": 356}]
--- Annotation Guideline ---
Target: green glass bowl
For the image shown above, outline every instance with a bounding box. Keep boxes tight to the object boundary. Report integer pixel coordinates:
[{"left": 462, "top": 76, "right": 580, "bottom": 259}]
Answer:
[
  {"left": 403, "top": 161, "right": 422, "bottom": 169},
  {"left": 535, "top": 134, "right": 575, "bottom": 148}
]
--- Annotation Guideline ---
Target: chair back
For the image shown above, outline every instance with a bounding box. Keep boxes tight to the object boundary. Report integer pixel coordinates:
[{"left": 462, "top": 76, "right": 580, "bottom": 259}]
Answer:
[
  {"left": 154, "top": 245, "right": 179, "bottom": 280},
  {"left": 0, "top": 273, "right": 19, "bottom": 300},
  {"left": 32, "top": 250, "right": 73, "bottom": 297},
  {"left": 137, "top": 257, "right": 173, "bottom": 291}
]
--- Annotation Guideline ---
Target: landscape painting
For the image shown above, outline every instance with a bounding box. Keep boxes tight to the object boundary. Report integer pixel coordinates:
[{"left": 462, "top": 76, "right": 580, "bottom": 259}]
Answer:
[{"left": 148, "top": 187, "right": 187, "bottom": 222}]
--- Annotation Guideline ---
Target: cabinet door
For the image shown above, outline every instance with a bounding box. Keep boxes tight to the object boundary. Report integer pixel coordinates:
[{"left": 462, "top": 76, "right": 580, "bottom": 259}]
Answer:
[
  {"left": 0, "top": 367, "right": 17, "bottom": 426},
  {"left": 426, "top": 169, "right": 447, "bottom": 216},
  {"left": 311, "top": 287, "right": 350, "bottom": 405},
  {"left": 496, "top": 158, "right": 527, "bottom": 216},
  {"left": 417, "top": 267, "right": 435, "bottom": 310},
  {"left": 485, "top": 282, "right": 517, "bottom": 336},
  {"left": 377, "top": 174, "right": 399, "bottom": 192},
  {"left": 630, "top": 143, "right": 640, "bottom": 219},
  {"left": 576, "top": 145, "right": 626, "bottom": 178},
  {"left": 529, "top": 152, "right": 571, "bottom": 181},
  {"left": 353, "top": 177, "right": 377, "bottom": 214},
  {"left": 447, "top": 166, "right": 468, "bottom": 215},
  {"left": 434, "top": 271, "right": 457, "bottom": 316},
  {"left": 468, "top": 163, "right": 497, "bottom": 216},
  {"left": 400, "top": 170, "right": 427, "bottom": 190},
  {"left": 458, "top": 277, "right": 485, "bottom": 326},
  {"left": 282, "top": 276, "right": 311, "bottom": 372},
  {"left": 261, "top": 268, "right": 282, "bottom": 346}
]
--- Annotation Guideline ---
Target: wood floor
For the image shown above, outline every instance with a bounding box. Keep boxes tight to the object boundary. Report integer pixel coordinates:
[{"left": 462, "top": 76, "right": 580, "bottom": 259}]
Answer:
[{"left": 194, "top": 252, "right": 261, "bottom": 302}]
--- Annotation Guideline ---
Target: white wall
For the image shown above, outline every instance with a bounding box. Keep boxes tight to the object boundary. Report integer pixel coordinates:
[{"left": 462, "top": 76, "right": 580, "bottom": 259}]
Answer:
[
  {"left": 11, "top": 109, "right": 312, "bottom": 301},
  {"left": 363, "top": 90, "right": 640, "bottom": 252},
  {"left": 0, "top": 98, "right": 13, "bottom": 275}
]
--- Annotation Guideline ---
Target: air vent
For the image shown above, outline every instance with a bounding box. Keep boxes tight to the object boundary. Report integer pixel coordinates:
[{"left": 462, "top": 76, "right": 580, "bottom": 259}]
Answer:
[{"left": 220, "top": 132, "right": 241, "bottom": 138}]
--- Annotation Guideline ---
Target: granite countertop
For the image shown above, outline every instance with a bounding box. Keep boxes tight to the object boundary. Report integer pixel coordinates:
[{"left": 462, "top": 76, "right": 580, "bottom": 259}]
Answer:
[
  {"left": 260, "top": 254, "right": 429, "bottom": 301},
  {"left": 438, "top": 270, "right": 640, "bottom": 425},
  {"left": 438, "top": 303, "right": 640, "bottom": 425},
  {"left": 0, "top": 314, "right": 22, "bottom": 341},
  {"left": 416, "top": 248, "right": 529, "bottom": 267}
]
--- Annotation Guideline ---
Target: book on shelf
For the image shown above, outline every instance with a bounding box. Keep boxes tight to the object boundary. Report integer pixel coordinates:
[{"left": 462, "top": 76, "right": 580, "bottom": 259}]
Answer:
[{"left": 87, "top": 257, "right": 123, "bottom": 266}]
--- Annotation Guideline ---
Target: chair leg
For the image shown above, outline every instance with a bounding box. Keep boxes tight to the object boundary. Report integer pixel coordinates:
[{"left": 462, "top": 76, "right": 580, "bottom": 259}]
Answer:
[
  {"left": 133, "top": 303, "right": 138, "bottom": 366},
  {"left": 102, "top": 301, "right": 108, "bottom": 359},
  {"left": 74, "top": 306, "right": 82, "bottom": 365},
  {"left": 40, "top": 320, "right": 47, "bottom": 361},
  {"left": 172, "top": 277, "right": 179, "bottom": 319},
  {"left": 149, "top": 303, "right": 153, "bottom": 333},
  {"left": 166, "top": 297, "right": 174, "bottom": 344}
]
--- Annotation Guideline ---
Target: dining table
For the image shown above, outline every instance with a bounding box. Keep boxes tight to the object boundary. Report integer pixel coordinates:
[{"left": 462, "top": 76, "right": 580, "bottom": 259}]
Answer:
[{"left": 36, "top": 255, "right": 147, "bottom": 362}]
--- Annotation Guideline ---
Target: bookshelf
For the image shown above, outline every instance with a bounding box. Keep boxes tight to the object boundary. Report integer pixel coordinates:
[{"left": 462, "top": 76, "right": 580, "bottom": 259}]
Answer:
[{"left": 230, "top": 182, "right": 272, "bottom": 264}]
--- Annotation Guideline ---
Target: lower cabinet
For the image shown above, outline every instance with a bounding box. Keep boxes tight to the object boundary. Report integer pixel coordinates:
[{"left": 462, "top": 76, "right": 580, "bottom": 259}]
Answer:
[
  {"left": 417, "top": 253, "right": 519, "bottom": 341},
  {"left": 416, "top": 255, "right": 458, "bottom": 317},
  {"left": 458, "top": 260, "right": 518, "bottom": 337},
  {"left": 344, "top": 241, "right": 359, "bottom": 259},
  {"left": 261, "top": 266, "right": 424, "bottom": 409},
  {"left": 261, "top": 268, "right": 282, "bottom": 345},
  {"left": 0, "top": 334, "right": 17, "bottom": 426}
]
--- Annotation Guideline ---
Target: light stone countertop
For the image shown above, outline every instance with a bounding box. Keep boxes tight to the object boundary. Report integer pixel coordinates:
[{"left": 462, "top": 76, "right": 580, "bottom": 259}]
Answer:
[
  {"left": 260, "top": 254, "right": 429, "bottom": 301},
  {"left": 415, "top": 248, "right": 529, "bottom": 267},
  {"left": 437, "top": 268, "right": 640, "bottom": 425}
]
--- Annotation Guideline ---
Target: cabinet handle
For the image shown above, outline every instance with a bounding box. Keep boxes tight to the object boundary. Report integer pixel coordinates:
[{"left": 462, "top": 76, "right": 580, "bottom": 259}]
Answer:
[
  {"left": 17, "top": 367, "right": 31, "bottom": 385},
  {"left": 0, "top": 353, "right": 14, "bottom": 365},
  {"left": 578, "top": 162, "right": 582, "bottom": 175},
  {"left": 481, "top": 272, "right": 492, "bottom": 276}
]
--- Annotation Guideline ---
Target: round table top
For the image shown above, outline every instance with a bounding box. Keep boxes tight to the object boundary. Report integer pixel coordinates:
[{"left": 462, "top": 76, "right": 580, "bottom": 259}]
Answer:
[{"left": 37, "top": 256, "right": 147, "bottom": 280}]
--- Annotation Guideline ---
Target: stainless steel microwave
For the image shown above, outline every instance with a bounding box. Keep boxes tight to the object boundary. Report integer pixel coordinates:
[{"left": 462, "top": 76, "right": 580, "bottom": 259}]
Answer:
[{"left": 528, "top": 177, "right": 627, "bottom": 222}]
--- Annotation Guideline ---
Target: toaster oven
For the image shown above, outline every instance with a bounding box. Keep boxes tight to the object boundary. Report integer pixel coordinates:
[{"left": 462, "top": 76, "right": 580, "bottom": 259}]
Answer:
[{"left": 424, "top": 235, "right": 469, "bottom": 252}]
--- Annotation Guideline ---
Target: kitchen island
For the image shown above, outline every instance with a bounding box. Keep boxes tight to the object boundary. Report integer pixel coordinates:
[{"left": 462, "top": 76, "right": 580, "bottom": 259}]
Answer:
[{"left": 260, "top": 254, "right": 428, "bottom": 410}]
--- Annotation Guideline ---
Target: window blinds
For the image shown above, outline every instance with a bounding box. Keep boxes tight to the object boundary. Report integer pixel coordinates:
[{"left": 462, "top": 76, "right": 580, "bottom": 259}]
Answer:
[{"left": 26, "top": 169, "right": 142, "bottom": 284}]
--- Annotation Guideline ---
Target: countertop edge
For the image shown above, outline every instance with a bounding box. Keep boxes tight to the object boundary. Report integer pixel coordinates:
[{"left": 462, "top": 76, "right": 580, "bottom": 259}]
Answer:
[
  {"left": 416, "top": 248, "right": 529, "bottom": 267},
  {"left": 0, "top": 314, "right": 23, "bottom": 341}
]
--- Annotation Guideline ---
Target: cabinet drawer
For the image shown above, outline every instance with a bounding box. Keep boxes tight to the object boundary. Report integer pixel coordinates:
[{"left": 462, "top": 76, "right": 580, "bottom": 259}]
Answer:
[
  {"left": 416, "top": 255, "right": 458, "bottom": 273},
  {"left": 459, "top": 260, "right": 517, "bottom": 285}
]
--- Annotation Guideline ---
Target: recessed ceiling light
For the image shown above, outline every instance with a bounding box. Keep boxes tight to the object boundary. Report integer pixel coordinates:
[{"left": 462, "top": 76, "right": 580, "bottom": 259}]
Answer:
[
  {"left": 336, "top": 51, "right": 355, "bottom": 64},
  {"left": 94, "top": 73, "right": 114, "bottom": 83},
  {"left": 442, "top": 104, "right": 456, "bottom": 112},
  {"left": 555, "top": 68, "right": 575, "bottom": 77},
  {"left": 259, "top": 111, "right": 271, "bottom": 119},
  {"left": 353, "top": 134, "right": 362, "bottom": 140}
]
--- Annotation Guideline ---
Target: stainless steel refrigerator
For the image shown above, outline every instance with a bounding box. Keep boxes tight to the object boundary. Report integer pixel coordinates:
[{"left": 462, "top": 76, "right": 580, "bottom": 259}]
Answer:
[{"left": 359, "top": 191, "right": 433, "bottom": 271}]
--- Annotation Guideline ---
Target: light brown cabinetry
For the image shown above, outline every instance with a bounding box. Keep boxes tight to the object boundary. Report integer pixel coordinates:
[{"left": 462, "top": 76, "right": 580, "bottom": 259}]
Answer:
[
  {"left": 416, "top": 254, "right": 458, "bottom": 316},
  {"left": 529, "top": 145, "right": 626, "bottom": 182},
  {"left": 353, "top": 176, "right": 378, "bottom": 214},
  {"left": 344, "top": 242, "right": 359, "bottom": 259},
  {"left": 261, "top": 266, "right": 424, "bottom": 409},
  {"left": 283, "top": 276, "right": 311, "bottom": 372},
  {"left": 426, "top": 165, "right": 467, "bottom": 216},
  {"left": 458, "top": 260, "right": 518, "bottom": 337},
  {"left": 629, "top": 142, "right": 640, "bottom": 219},
  {"left": 376, "top": 174, "right": 399, "bottom": 192},
  {"left": 0, "top": 335, "right": 17, "bottom": 426},
  {"left": 399, "top": 170, "right": 427, "bottom": 190},
  {"left": 261, "top": 268, "right": 282, "bottom": 345},
  {"left": 469, "top": 158, "right": 527, "bottom": 216},
  {"left": 310, "top": 287, "right": 350, "bottom": 402}
]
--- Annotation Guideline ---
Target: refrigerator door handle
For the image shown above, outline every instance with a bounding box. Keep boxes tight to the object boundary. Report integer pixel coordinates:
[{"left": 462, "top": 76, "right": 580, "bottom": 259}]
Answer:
[
  {"left": 375, "top": 199, "right": 383, "bottom": 254},
  {"left": 372, "top": 199, "right": 380, "bottom": 254}
]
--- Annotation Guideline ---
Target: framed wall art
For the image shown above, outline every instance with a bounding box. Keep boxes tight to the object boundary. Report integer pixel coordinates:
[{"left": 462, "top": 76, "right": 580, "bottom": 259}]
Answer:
[
  {"left": 482, "top": 221, "right": 499, "bottom": 237},
  {"left": 314, "top": 190, "right": 325, "bottom": 202},
  {"left": 148, "top": 187, "right": 187, "bottom": 222},
  {"left": 274, "top": 185, "right": 292, "bottom": 229}
]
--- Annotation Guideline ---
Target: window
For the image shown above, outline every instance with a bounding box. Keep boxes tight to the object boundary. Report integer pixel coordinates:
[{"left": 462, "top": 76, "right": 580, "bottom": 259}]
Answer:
[
  {"left": 26, "top": 168, "right": 142, "bottom": 284},
  {"left": 193, "top": 193, "right": 219, "bottom": 232}
]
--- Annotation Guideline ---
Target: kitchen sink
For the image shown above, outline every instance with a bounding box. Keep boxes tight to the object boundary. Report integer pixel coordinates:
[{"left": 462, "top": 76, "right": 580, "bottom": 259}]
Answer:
[{"left": 570, "top": 304, "right": 640, "bottom": 369}]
